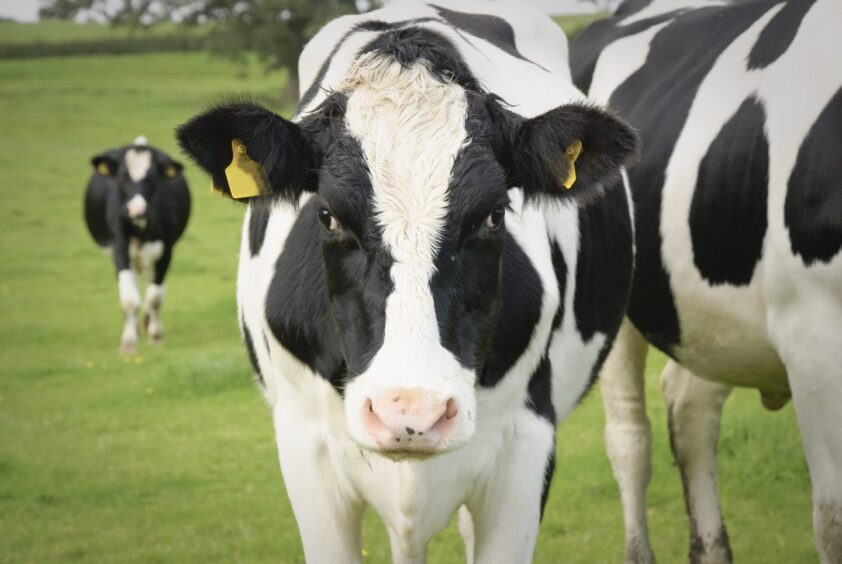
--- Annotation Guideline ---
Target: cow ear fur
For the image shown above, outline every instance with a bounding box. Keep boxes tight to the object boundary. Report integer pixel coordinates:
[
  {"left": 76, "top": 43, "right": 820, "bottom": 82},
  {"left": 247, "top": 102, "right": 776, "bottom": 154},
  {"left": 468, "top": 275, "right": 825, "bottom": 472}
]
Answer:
[
  {"left": 488, "top": 99, "right": 639, "bottom": 204},
  {"left": 91, "top": 152, "right": 120, "bottom": 176},
  {"left": 176, "top": 102, "right": 317, "bottom": 202}
]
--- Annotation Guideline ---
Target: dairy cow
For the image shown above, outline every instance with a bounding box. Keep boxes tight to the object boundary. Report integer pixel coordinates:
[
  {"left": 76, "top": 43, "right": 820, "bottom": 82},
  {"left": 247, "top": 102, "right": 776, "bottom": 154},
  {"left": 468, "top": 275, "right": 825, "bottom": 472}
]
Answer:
[
  {"left": 571, "top": 1, "right": 842, "bottom": 562},
  {"left": 178, "top": 2, "right": 638, "bottom": 561},
  {"left": 85, "top": 137, "right": 190, "bottom": 354}
]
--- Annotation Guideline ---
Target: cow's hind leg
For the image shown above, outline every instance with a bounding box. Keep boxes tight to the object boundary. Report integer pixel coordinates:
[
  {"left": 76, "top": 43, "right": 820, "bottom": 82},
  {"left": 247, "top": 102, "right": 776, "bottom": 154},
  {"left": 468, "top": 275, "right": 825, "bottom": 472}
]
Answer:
[
  {"left": 660, "top": 361, "right": 732, "bottom": 564},
  {"left": 600, "top": 317, "right": 654, "bottom": 564},
  {"left": 769, "top": 290, "right": 842, "bottom": 564},
  {"left": 118, "top": 269, "right": 141, "bottom": 355},
  {"left": 144, "top": 244, "right": 171, "bottom": 344}
]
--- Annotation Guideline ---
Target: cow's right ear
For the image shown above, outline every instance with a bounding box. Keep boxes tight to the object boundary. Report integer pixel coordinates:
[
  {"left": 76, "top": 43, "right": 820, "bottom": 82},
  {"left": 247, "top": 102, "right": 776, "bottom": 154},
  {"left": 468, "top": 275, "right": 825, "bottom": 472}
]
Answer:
[
  {"left": 91, "top": 153, "right": 119, "bottom": 176},
  {"left": 176, "top": 102, "right": 317, "bottom": 202}
]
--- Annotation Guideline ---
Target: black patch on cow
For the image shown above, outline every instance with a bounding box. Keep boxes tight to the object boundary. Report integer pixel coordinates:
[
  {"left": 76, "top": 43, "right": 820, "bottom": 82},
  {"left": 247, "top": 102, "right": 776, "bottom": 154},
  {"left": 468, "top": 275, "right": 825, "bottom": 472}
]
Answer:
[
  {"left": 248, "top": 203, "right": 271, "bottom": 257},
  {"left": 430, "top": 5, "right": 548, "bottom": 72},
  {"left": 690, "top": 97, "right": 769, "bottom": 285},
  {"left": 540, "top": 446, "right": 556, "bottom": 520},
  {"left": 550, "top": 240, "right": 567, "bottom": 331},
  {"left": 614, "top": 0, "right": 653, "bottom": 18},
  {"left": 572, "top": 180, "right": 634, "bottom": 399},
  {"left": 265, "top": 198, "right": 347, "bottom": 391},
  {"left": 747, "top": 0, "right": 817, "bottom": 70},
  {"left": 526, "top": 354, "right": 555, "bottom": 424},
  {"left": 479, "top": 233, "right": 543, "bottom": 387},
  {"left": 574, "top": 179, "right": 633, "bottom": 342},
  {"left": 360, "top": 25, "right": 480, "bottom": 92},
  {"left": 241, "top": 320, "right": 264, "bottom": 387},
  {"left": 785, "top": 87, "right": 842, "bottom": 265},
  {"left": 570, "top": 9, "right": 679, "bottom": 95},
  {"left": 604, "top": 1, "right": 777, "bottom": 354}
]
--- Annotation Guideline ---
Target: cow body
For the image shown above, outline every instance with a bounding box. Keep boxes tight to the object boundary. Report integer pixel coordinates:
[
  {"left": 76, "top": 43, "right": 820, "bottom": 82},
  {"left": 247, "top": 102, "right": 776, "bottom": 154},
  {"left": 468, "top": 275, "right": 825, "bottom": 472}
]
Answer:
[
  {"left": 178, "top": 1, "right": 638, "bottom": 561},
  {"left": 572, "top": 1, "right": 842, "bottom": 561},
  {"left": 85, "top": 137, "right": 190, "bottom": 354}
]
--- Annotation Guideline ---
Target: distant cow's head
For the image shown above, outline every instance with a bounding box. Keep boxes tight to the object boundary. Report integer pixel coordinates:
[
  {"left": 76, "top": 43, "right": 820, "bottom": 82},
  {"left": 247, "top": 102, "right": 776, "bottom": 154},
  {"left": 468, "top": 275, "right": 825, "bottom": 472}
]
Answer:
[
  {"left": 92, "top": 136, "right": 184, "bottom": 222},
  {"left": 178, "top": 46, "right": 637, "bottom": 458}
]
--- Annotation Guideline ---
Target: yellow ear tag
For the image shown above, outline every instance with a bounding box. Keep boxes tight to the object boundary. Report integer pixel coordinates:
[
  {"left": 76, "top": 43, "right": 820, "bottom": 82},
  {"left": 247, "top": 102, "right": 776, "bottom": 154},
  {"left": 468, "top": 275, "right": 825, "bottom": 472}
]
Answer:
[
  {"left": 165, "top": 165, "right": 178, "bottom": 178},
  {"left": 97, "top": 163, "right": 110, "bottom": 176},
  {"left": 224, "top": 138, "right": 269, "bottom": 199},
  {"left": 561, "top": 138, "right": 583, "bottom": 189}
]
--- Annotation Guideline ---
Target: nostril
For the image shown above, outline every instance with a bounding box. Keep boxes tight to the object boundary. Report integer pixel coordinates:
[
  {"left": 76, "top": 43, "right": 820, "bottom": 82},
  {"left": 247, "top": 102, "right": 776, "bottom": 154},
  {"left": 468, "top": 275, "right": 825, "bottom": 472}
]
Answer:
[{"left": 445, "top": 398, "right": 458, "bottom": 420}]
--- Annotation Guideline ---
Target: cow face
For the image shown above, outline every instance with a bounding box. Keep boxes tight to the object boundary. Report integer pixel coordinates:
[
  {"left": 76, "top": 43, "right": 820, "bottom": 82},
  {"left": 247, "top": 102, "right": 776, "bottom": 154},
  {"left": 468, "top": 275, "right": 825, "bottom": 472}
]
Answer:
[
  {"left": 92, "top": 137, "right": 183, "bottom": 224},
  {"left": 178, "top": 55, "right": 637, "bottom": 458}
]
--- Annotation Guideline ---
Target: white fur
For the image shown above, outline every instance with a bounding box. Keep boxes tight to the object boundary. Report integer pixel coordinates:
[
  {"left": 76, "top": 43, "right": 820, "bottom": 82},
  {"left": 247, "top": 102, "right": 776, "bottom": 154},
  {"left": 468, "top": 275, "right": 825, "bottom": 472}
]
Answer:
[
  {"left": 591, "top": 0, "right": 842, "bottom": 561},
  {"left": 125, "top": 146, "right": 152, "bottom": 183},
  {"left": 618, "top": 0, "right": 726, "bottom": 27}
]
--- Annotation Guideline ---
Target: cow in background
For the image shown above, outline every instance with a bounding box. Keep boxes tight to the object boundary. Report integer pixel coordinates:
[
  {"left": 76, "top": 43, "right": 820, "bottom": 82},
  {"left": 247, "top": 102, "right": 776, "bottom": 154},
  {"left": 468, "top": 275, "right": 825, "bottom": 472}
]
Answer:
[
  {"left": 177, "top": 1, "right": 638, "bottom": 561},
  {"left": 571, "top": 0, "right": 842, "bottom": 562},
  {"left": 85, "top": 136, "right": 190, "bottom": 354}
]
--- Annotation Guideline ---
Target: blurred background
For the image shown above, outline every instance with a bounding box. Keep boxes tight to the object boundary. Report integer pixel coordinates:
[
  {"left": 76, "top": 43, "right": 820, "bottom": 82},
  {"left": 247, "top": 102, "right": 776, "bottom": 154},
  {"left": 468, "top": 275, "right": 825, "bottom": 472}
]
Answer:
[{"left": 0, "top": 0, "right": 813, "bottom": 562}]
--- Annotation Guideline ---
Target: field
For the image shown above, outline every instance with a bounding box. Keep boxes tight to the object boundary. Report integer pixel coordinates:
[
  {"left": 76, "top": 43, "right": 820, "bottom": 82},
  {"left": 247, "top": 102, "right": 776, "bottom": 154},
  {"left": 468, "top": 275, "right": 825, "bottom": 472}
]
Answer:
[{"left": 0, "top": 17, "right": 817, "bottom": 564}]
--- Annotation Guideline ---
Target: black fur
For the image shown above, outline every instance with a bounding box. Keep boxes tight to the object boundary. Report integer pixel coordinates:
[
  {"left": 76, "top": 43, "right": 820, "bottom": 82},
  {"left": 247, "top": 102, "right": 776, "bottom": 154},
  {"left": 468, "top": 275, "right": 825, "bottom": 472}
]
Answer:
[
  {"left": 785, "top": 86, "right": 842, "bottom": 265},
  {"left": 690, "top": 97, "right": 769, "bottom": 285},
  {"left": 747, "top": 0, "right": 817, "bottom": 70}
]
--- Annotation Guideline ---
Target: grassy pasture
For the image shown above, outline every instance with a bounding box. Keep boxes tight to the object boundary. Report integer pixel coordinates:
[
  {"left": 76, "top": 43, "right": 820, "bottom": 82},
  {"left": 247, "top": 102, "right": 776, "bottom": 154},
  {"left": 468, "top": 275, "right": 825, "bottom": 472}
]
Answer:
[{"left": 0, "top": 18, "right": 817, "bottom": 564}]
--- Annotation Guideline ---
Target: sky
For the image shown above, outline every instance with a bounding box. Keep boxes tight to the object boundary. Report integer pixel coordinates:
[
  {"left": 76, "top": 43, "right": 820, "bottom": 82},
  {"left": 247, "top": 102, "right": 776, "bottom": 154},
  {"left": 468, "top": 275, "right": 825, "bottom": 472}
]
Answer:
[{"left": 0, "top": 0, "right": 608, "bottom": 23}]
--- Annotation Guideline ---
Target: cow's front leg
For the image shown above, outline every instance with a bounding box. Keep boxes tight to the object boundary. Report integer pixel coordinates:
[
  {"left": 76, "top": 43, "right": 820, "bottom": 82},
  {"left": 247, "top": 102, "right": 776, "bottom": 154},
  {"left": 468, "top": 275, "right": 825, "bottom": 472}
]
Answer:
[
  {"left": 469, "top": 414, "right": 554, "bottom": 564},
  {"left": 113, "top": 239, "right": 140, "bottom": 355},
  {"left": 273, "top": 403, "right": 364, "bottom": 563},
  {"left": 600, "top": 317, "right": 654, "bottom": 564},
  {"left": 660, "top": 361, "right": 732, "bottom": 564}
]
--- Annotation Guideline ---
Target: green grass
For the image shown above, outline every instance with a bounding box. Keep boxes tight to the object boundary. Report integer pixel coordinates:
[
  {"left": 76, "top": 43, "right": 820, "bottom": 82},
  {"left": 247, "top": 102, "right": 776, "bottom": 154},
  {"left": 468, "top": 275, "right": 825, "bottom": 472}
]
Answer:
[
  {"left": 0, "top": 20, "right": 817, "bottom": 564},
  {"left": 0, "top": 20, "right": 205, "bottom": 45}
]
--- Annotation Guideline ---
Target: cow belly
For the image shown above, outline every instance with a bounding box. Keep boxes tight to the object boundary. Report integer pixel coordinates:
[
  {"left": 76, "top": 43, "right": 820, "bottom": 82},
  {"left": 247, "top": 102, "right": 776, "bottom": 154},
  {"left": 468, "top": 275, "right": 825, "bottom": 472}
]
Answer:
[{"left": 667, "top": 278, "right": 787, "bottom": 392}]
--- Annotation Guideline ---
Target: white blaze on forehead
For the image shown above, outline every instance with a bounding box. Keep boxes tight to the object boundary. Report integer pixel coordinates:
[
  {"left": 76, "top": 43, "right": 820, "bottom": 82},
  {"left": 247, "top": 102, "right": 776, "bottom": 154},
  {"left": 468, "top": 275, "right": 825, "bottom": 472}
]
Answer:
[
  {"left": 343, "top": 52, "right": 468, "bottom": 270},
  {"left": 125, "top": 146, "right": 152, "bottom": 182},
  {"left": 341, "top": 53, "right": 476, "bottom": 444}
]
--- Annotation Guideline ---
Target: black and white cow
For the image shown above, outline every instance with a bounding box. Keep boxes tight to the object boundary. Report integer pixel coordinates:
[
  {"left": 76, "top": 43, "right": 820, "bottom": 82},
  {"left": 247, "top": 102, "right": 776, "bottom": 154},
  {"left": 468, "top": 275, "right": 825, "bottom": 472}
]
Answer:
[
  {"left": 85, "top": 136, "right": 190, "bottom": 354},
  {"left": 571, "top": 1, "right": 842, "bottom": 562},
  {"left": 177, "top": 1, "right": 638, "bottom": 561}
]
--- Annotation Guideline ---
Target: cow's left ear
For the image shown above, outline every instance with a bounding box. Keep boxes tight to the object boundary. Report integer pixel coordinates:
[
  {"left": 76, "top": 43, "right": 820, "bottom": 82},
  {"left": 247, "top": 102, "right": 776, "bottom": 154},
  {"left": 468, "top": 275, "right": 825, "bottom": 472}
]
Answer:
[
  {"left": 176, "top": 101, "right": 317, "bottom": 202},
  {"left": 91, "top": 152, "right": 120, "bottom": 176},
  {"left": 489, "top": 100, "right": 639, "bottom": 202}
]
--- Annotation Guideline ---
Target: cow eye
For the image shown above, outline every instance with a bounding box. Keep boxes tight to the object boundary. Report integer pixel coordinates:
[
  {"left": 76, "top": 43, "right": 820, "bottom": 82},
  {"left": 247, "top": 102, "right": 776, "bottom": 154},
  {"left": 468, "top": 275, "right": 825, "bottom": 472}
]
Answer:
[
  {"left": 484, "top": 207, "right": 505, "bottom": 230},
  {"left": 317, "top": 207, "right": 339, "bottom": 232}
]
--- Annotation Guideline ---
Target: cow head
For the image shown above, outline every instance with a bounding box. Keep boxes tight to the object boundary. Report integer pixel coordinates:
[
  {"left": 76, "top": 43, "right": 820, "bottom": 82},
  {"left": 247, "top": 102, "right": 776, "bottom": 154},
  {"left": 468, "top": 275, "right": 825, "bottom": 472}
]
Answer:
[
  {"left": 92, "top": 136, "right": 184, "bottom": 223},
  {"left": 178, "top": 49, "right": 637, "bottom": 458}
]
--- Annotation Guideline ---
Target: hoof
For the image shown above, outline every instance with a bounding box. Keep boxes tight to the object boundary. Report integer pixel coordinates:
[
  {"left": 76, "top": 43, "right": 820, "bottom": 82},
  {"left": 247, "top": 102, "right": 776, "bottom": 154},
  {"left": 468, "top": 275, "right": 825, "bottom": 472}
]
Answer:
[
  {"left": 141, "top": 313, "right": 150, "bottom": 335},
  {"left": 120, "top": 341, "right": 137, "bottom": 355},
  {"left": 148, "top": 332, "right": 163, "bottom": 345}
]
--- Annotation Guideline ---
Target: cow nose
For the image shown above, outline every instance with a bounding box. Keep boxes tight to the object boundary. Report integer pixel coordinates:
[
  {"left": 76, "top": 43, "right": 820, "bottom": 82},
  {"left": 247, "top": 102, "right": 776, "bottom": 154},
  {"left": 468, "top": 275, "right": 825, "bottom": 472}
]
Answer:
[{"left": 362, "top": 388, "right": 459, "bottom": 452}]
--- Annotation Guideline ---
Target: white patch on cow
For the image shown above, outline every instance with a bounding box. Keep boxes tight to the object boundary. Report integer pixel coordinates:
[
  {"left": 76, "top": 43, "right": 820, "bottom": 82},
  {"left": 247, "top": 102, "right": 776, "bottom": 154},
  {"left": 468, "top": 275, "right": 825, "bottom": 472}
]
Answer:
[
  {"left": 125, "top": 146, "right": 152, "bottom": 182},
  {"left": 125, "top": 194, "right": 147, "bottom": 219},
  {"left": 144, "top": 283, "right": 165, "bottom": 340},
  {"left": 589, "top": 20, "right": 672, "bottom": 105},
  {"left": 118, "top": 269, "right": 140, "bottom": 353},
  {"left": 139, "top": 240, "right": 163, "bottom": 275},
  {"left": 341, "top": 53, "right": 477, "bottom": 452},
  {"left": 619, "top": 0, "right": 726, "bottom": 27},
  {"left": 132, "top": 135, "right": 148, "bottom": 146}
]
